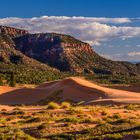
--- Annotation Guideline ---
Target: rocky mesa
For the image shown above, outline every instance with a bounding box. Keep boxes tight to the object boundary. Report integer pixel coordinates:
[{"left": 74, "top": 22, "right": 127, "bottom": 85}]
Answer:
[{"left": 14, "top": 33, "right": 95, "bottom": 72}]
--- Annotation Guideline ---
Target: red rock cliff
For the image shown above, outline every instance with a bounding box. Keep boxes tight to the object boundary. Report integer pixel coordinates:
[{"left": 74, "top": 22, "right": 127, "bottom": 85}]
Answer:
[{"left": 0, "top": 25, "right": 29, "bottom": 38}]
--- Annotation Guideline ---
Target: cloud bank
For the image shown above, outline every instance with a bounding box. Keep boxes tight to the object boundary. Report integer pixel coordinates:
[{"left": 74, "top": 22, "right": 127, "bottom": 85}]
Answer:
[
  {"left": 128, "top": 52, "right": 140, "bottom": 57},
  {"left": 0, "top": 16, "right": 140, "bottom": 45}
]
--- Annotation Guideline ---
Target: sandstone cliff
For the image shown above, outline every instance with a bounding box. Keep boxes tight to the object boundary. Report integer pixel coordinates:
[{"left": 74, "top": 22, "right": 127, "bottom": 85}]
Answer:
[{"left": 0, "top": 25, "right": 28, "bottom": 38}]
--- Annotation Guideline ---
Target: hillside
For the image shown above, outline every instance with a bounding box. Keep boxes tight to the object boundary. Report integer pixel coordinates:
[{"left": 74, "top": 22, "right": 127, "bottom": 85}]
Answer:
[
  {"left": 0, "top": 27, "right": 63, "bottom": 84},
  {"left": 14, "top": 33, "right": 94, "bottom": 72},
  {"left": 14, "top": 32, "right": 140, "bottom": 76}
]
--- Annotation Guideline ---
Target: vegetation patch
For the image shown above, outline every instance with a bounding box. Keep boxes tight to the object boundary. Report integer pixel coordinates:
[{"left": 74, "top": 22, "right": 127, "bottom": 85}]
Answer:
[{"left": 0, "top": 103, "right": 140, "bottom": 139}]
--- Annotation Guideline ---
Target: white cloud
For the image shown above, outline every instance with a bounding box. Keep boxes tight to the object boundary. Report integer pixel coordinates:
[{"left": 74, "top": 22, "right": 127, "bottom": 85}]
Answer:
[
  {"left": 10, "top": 16, "right": 131, "bottom": 24},
  {"left": 100, "top": 54, "right": 112, "bottom": 59},
  {"left": 99, "top": 52, "right": 140, "bottom": 62},
  {"left": 0, "top": 16, "right": 140, "bottom": 46},
  {"left": 128, "top": 52, "right": 140, "bottom": 57},
  {"left": 85, "top": 41, "right": 101, "bottom": 46}
]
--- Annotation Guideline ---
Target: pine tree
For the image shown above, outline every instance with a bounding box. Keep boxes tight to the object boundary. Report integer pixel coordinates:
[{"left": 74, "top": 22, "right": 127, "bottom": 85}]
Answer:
[
  {"left": 0, "top": 76, "right": 3, "bottom": 85},
  {"left": 9, "top": 72, "right": 16, "bottom": 87}
]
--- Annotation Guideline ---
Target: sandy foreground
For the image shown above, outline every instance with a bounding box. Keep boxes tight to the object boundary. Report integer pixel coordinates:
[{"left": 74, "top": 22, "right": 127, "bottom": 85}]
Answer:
[{"left": 0, "top": 77, "right": 140, "bottom": 105}]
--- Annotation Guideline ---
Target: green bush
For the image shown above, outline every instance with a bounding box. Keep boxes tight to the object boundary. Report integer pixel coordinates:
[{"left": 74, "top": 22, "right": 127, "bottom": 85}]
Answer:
[
  {"left": 105, "top": 133, "right": 123, "bottom": 140},
  {"left": 60, "top": 117, "right": 79, "bottom": 123},
  {"left": 61, "top": 102, "right": 71, "bottom": 109},
  {"left": 10, "top": 110, "right": 25, "bottom": 115},
  {"left": 60, "top": 117, "right": 93, "bottom": 123},
  {"left": 112, "top": 114, "right": 121, "bottom": 119},
  {"left": 0, "top": 118, "right": 7, "bottom": 124},
  {"left": 47, "top": 102, "right": 60, "bottom": 109}
]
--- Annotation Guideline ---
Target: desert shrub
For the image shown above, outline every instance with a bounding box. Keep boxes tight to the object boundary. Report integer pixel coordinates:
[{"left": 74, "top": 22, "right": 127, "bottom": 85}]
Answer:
[
  {"left": 101, "top": 110, "right": 108, "bottom": 116},
  {"left": 60, "top": 117, "right": 80, "bottom": 123},
  {"left": 105, "top": 133, "right": 123, "bottom": 140},
  {"left": 24, "top": 117, "right": 41, "bottom": 123},
  {"left": 1, "top": 108, "right": 7, "bottom": 112},
  {"left": 60, "top": 117, "right": 93, "bottom": 123},
  {"left": 112, "top": 114, "right": 121, "bottom": 119},
  {"left": 68, "top": 106, "right": 84, "bottom": 114},
  {"left": 47, "top": 133, "right": 75, "bottom": 140},
  {"left": 134, "top": 131, "right": 140, "bottom": 139},
  {"left": 114, "top": 118, "right": 130, "bottom": 124},
  {"left": 124, "top": 104, "right": 139, "bottom": 110},
  {"left": 37, "top": 123, "right": 48, "bottom": 130},
  {"left": 82, "top": 118, "right": 94, "bottom": 123},
  {"left": 61, "top": 102, "right": 71, "bottom": 109},
  {"left": 10, "top": 110, "right": 25, "bottom": 115},
  {"left": 47, "top": 102, "right": 60, "bottom": 109},
  {"left": 0, "top": 118, "right": 7, "bottom": 124}
]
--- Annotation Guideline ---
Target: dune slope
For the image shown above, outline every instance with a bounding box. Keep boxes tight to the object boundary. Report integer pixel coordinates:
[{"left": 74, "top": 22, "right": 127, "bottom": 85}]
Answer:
[{"left": 0, "top": 77, "right": 140, "bottom": 105}]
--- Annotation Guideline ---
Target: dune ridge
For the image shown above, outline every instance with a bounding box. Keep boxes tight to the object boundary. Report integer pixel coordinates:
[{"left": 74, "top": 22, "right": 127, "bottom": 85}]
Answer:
[{"left": 0, "top": 77, "right": 140, "bottom": 105}]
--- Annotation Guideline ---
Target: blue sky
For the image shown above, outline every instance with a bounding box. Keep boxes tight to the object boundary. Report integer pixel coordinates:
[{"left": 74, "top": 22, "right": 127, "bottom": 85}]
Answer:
[
  {"left": 1, "top": 0, "right": 140, "bottom": 18},
  {"left": 0, "top": 0, "right": 140, "bottom": 62}
]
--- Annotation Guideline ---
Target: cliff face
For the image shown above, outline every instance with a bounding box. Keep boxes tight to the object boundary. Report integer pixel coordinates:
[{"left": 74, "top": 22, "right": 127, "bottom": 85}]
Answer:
[
  {"left": 0, "top": 33, "right": 17, "bottom": 63},
  {"left": 0, "top": 33, "right": 38, "bottom": 64},
  {"left": 0, "top": 27, "right": 59, "bottom": 70},
  {"left": 14, "top": 33, "right": 96, "bottom": 72},
  {"left": 0, "top": 27, "right": 60, "bottom": 84},
  {"left": 60, "top": 42, "right": 95, "bottom": 72},
  {"left": 0, "top": 26, "right": 28, "bottom": 38}
]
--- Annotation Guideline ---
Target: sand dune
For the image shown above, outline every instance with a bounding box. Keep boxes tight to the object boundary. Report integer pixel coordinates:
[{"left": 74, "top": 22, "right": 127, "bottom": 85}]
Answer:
[
  {"left": 0, "top": 86, "right": 17, "bottom": 95},
  {"left": 106, "top": 85, "right": 140, "bottom": 93},
  {"left": 0, "top": 77, "right": 140, "bottom": 105}
]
